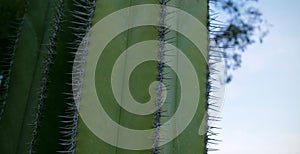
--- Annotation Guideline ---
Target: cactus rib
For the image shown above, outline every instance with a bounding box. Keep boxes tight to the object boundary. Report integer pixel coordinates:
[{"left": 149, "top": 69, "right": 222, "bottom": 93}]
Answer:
[
  {"left": 57, "top": 0, "right": 95, "bottom": 153},
  {"left": 28, "top": 0, "right": 65, "bottom": 153},
  {"left": 0, "top": 17, "right": 25, "bottom": 121}
]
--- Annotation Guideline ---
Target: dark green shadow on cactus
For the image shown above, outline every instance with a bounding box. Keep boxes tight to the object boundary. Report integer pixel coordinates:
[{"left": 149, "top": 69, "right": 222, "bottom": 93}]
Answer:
[
  {"left": 0, "top": 0, "right": 63, "bottom": 153},
  {"left": 35, "top": 0, "right": 83, "bottom": 153}
]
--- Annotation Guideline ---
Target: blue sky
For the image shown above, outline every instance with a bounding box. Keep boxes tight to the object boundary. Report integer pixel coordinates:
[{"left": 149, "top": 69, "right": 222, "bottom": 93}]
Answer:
[{"left": 215, "top": 0, "right": 300, "bottom": 154}]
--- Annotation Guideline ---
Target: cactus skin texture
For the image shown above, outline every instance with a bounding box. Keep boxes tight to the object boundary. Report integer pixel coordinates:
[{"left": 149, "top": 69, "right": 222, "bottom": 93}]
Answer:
[{"left": 0, "top": 0, "right": 217, "bottom": 154}]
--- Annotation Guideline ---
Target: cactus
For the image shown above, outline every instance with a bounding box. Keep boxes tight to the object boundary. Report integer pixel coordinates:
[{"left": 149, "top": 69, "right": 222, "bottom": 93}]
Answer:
[{"left": 0, "top": 0, "right": 224, "bottom": 153}]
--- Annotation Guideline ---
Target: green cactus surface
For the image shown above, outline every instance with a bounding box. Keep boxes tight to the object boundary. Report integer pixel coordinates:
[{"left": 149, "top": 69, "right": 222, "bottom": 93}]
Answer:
[{"left": 0, "top": 0, "right": 216, "bottom": 154}]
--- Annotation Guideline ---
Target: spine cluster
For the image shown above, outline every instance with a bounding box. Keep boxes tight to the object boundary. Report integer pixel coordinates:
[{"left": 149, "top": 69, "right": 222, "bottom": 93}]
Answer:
[
  {"left": 0, "top": 17, "right": 25, "bottom": 120},
  {"left": 153, "top": 0, "right": 168, "bottom": 153},
  {"left": 205, "top": 0, "right": 225, "bottom": 153},
  {"left": 58, "top": 0, "right": 95, "bottom": 153}
]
